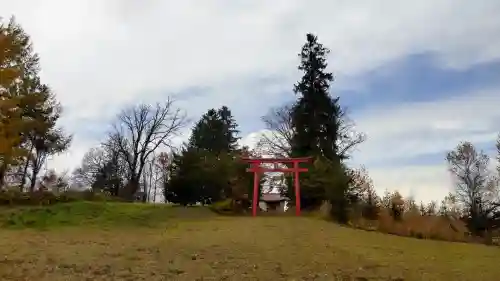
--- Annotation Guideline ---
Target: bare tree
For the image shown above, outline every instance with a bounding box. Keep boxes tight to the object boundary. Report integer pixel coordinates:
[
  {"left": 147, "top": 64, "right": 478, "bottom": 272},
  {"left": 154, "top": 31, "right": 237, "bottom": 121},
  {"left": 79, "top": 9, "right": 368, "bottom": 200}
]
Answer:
[
  {"left": 446, "top": 141, "right": 500, "bottom": 235},
  {"left": 71, "top": 142, "right": 128, "bottom": 195},
  {"left": 107, "top": 98, "right": 186, "bottom": 198},
  {"left": 71, "top": 147, "right": 107, "bottom": 187},
  {"left": 142, "top": 155, "right": 154, "bottom": 202},
  {"left": 496, "top": 134, "right": 500, "bottom": 174},
  {"left": 336, "top": 108, "right": 366, "bottom": 160},
  {"left": 439, "top": 193, "right": 462, "bottom": 219},
  {"left": 154, "top": 151, "right": 172, "bottom": 203},
  {"left": 257, "top": 102, "right": 365, "bottom": 159},
  {"left": 426, "top": 201, "right": 438, "bottom": 216},
  {"left": 257, "top": 103, "right": 294, "bottom": 158},
  {"left": 40, "top": 169, "right": 69, "bottom": 193},
  {"left": 145, "top": 151, "right": 175, "bottom": 203},
  {"left": 142, "top": 153, "right": 164, "bottom": 202}
]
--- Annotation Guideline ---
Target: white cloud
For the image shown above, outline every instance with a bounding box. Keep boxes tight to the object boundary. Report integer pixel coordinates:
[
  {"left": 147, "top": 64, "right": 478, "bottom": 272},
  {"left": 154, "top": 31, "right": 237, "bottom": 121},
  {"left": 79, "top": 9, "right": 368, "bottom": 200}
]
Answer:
[
  {"left": 3, "top": 0, "right": 499, "bottom": 118},
  {"left": 369, "top": 164, "right": 453, "bottom": 203},
  {"left": 350, "top": 88, "right": 500, "bottom": 166},
  {"left": 1, "top": 0, "right": 500, "bottom": 197},
  {"left": 240, "top": 131, "right": 267, "bottom": 150},
  {"left": 44, "top": 139, "right": 97, "bottom": 174}
]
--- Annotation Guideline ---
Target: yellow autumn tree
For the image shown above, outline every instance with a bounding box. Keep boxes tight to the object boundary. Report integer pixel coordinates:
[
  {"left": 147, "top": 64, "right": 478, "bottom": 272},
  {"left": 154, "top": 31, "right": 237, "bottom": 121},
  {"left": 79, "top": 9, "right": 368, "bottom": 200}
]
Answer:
[
  {"left": 0, "top": 17, "right": 27, "bottom": 186},
  {"left": 0, "top": 17, "right": 70, "bottom": 189}
]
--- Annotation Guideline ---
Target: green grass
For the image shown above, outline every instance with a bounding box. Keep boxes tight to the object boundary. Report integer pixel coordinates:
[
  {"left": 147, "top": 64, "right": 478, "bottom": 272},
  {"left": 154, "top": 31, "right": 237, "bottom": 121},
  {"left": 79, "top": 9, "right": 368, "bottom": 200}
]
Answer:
[
  {"left": 0, "top": 202, "right": 498, "bottom": 280},
  {"left": 0, "top": 201, "right": 215, "bottom": 229}
]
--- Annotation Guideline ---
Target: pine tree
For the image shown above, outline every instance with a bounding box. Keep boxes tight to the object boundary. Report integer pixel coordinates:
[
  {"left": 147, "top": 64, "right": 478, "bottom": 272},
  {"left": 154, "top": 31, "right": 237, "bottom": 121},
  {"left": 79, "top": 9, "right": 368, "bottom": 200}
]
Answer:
[
  {"left": 290, "top": 33, "right": 341, "bottom": 161},
  {"left": 188, "top": 109, "right": 221, "bottom": 153},
  {"left": 164, "top": 147, "right": 205, "bottom": 205},
  {"left": 289, "top": 33, "right": 349, "bottom": 221},
  {"left": 188, "top": 106, "right": 239, "bottom": 154},
  {"left": 218, "top": 106, "right": 240, "bottom": 152},
  {"left": 167, "top": 106, "right": 247, "bottom": 205}
]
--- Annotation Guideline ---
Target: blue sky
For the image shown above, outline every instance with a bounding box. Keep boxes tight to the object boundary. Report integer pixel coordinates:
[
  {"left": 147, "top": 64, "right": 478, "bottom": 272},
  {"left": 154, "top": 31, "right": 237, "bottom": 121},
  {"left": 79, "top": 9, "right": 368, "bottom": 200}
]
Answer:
[
  {"left": 339, "top": 53, "right": 500, "bottom": 109},
  {"left": 3, "top": 0, "right": 500, "bottom": 203},
  {"left": 342, "top": 53, "right": 500, "bottom": 163}
]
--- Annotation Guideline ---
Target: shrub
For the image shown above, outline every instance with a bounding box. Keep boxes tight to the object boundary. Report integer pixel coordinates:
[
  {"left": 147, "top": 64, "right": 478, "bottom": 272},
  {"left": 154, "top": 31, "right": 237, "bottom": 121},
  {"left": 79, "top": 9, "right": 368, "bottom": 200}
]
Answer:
[{"left": 209, "top": 199, "right": 242, "bottom": 215}]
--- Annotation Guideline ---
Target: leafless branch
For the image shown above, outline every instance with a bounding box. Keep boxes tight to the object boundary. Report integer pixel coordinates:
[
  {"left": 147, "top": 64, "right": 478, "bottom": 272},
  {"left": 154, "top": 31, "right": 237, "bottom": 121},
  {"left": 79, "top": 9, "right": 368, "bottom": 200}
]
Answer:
[
  {"left": 337, "top": 107, "right": 366, "bottom": 159},
  {"left": 446, "top": 141, "right": 499, "bottom": 220},
  {"left": 71, "top": 147, "right": 107, "bottom": 187},
  {"left": 496, "top": 134, "right": 500, "bottom": 174},
  {"left": 107, "top": 97, "right": 187, "bottom": 196},
  {"left": 256, "top": 102, "right": 365, "bottom": 159},
  {"left": 256, "top": 103, "right": 294, "bottom": 158}
]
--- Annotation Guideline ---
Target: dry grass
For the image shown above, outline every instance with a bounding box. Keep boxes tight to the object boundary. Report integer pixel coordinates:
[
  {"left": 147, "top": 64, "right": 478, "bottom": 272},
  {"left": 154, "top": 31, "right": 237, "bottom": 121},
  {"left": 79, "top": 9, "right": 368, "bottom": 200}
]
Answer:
[
  {"left": 350, "top": 209, "right": 471, "bottom": 243},
  {"left": 0, "top": 204, "right": 498, "bottom": 280}
]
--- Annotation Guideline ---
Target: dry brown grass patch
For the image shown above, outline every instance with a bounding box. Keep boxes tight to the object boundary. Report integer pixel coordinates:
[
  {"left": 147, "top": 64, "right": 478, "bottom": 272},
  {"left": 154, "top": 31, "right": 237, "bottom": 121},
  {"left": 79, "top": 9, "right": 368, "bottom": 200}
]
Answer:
[{"left": 352, "top": 209, "right": 471, "bottom": 243}]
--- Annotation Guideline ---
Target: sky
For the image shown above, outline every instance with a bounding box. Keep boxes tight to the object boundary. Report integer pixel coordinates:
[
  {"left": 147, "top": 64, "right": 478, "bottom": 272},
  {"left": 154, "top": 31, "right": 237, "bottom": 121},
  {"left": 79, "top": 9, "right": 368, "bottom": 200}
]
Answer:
[{"left": 2, "top": 0, "right": 500, "bottom": 203}]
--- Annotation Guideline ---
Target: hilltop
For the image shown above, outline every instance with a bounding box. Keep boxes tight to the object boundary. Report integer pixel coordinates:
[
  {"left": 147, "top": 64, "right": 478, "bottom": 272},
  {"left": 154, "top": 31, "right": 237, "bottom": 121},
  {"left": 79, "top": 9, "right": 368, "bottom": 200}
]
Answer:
[{"left": 0, "top": 202, "right": 498, "bottom": 281}]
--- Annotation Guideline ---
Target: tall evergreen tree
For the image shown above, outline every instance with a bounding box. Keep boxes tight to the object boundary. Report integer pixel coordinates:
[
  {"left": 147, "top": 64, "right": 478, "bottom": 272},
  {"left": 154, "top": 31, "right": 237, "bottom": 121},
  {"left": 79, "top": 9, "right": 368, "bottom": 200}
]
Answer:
[
  {"left": 290, "top": 33, "right": 341, "bottom": 161},
  {"left": 218, "top": 106, "right": 240, "bottom": 152},
  {"left": 167, "top": 106, "right": 243, "bottom": 204},
  {"left": 188, "top": 106, "right": 239, "bottom": 154},
  {"left": 289, "top": 33, "right": 350, "bottom": 221},
  {"left": 164, "top": 147, "right": 204, "bottom": 205},
  {"left": 188, "top": 109, "right": 221, "bottom": 153}
]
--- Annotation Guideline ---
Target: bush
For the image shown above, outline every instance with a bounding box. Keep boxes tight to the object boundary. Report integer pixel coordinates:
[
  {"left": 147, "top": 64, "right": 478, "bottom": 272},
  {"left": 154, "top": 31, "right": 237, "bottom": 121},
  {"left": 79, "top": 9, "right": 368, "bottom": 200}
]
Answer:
[
  {"left": 0, "top": 188, "right": 121, "bottom": 207},
  {"left": 209, "top": 199, "right": 244, "bottom": 215},
  {"left": 209, "top": 199, "right": 232, "bottom": 213}
]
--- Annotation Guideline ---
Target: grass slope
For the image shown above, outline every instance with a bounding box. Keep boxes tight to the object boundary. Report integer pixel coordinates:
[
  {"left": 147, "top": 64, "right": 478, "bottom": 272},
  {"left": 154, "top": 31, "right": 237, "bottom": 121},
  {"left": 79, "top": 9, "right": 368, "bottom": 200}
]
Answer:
[
  {"left": 0, "top": 203, "right": 498, "bottom": 280},
  {"left": 0, "top": 201, "right": 215, "bottom": 229}
]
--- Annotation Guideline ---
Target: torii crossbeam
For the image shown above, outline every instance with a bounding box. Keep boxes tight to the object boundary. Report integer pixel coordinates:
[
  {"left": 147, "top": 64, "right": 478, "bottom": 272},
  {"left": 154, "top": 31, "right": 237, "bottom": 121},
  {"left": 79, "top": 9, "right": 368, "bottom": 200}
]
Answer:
[{"left": 241, "top": 157, "right": 312, "bottom": 217}]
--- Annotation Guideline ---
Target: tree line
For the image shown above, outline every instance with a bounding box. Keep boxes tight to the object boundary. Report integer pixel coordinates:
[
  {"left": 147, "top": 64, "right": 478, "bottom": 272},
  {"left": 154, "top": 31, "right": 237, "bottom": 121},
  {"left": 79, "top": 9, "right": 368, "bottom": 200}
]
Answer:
[
  {"left": 2, "top": 16, "right": 499, "bottom": 241},
  {"left": 71, "top": 33, "right": 367, "bottom": 219}
]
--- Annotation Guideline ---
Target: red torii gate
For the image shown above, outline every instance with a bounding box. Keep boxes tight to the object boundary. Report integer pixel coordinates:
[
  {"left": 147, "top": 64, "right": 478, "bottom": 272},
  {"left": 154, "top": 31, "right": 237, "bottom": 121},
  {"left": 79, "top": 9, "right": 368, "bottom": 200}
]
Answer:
[{"left": 241, "top": 157, "right": 312, "bottom": 217}]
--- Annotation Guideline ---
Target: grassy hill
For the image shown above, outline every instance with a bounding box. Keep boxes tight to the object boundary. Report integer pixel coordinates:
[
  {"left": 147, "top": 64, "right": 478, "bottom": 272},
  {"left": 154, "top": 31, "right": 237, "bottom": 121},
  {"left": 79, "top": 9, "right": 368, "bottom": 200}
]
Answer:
[
  {"left": 0, "top": 202, "right": 498, "bottom": 280},
  {"left": 0, "top": 201, "right": 215, "bottom": 229}
]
